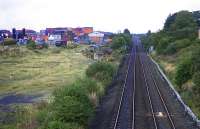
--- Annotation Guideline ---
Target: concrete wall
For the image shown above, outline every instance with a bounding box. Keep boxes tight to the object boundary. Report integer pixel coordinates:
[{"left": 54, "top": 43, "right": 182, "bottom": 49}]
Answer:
[{"left": 198, "top": 28, "right": 200, "bottom": 39}]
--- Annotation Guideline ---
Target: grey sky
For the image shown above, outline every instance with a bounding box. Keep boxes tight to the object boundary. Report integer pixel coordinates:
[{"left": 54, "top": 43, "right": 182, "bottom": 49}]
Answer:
[{"left": 0, "top": 0, "right": 199, "bottom": 33}]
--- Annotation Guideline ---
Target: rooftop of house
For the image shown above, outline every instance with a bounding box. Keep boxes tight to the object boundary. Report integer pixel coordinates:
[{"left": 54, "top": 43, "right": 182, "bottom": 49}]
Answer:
[{"left": 0, "top": 30, "right": 11, "bottom": 33}]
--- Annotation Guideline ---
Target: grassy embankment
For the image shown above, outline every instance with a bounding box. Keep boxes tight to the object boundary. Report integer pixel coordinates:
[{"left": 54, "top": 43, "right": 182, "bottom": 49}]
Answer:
[
  {"left": 151, "top": 46, "right": 200, "bottom": 118},
  {"left": 141, "top": 10, "right": 200, "bottom": 118}
]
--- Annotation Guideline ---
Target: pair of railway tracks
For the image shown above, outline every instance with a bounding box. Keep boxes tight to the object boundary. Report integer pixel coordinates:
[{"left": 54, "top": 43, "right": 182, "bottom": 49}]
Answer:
[
  {"left": 112, "top": 45, "right": 136, "bottom": 129},
  {"left": 112, "top": 43, "right": 176, "bottom": 129},
  {"left": 139, "top": 48, "right": 176, "bottom": 129}
]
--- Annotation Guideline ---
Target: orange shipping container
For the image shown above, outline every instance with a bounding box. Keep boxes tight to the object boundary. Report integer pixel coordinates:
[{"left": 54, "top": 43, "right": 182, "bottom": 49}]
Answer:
[{"left": 82, "top": 27, "right": 93, "bottom": 34}]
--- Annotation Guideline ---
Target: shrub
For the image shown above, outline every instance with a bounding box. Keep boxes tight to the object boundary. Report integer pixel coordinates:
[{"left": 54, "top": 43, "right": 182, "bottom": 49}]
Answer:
[
  {"left": 164, "top": 43, "right": 177, "bottom": 55},
  {"left": 45, "top": 121, "right": 66, "bottom": 129},
  {"left": 39, "top": 121, "right": 81, "bottom": 129},
  {"left": 86, "top": 61, "right": 116, "bottom": 85},
  {"left": 164, "top": 39, "right": 191, "bottom": 55},
  {"left": 53, "top": 84, "right": 87, "bottom": 102},
  {"left": 37, "top": 78, "right": 98, "bottom": 128},
  {"left": 52, "top": 85, "right": 93, "bottom": 126},
  {"left": 191, "top": 46, "right": 200, "bottom": 72},
  {"left": 192, "top": 72, "right": 200, "bottom": 93},
  {"left": 36, "top": 109, "right": 49, "bottom": 124},
  {"left": 52, "top": 96, "right": 93, "bottom": 126},
  {"left": 156, "top": 36, "right": 171, "bottom": 54},
  {"left": 174, "top": 39, "right": 191, "bottom": 49},
  {"left": 175, "top": 58, "right": 193, "bottom": 87},
  {"left": 26, "top": 40, "right": 36, "bottom": 49},
  {"left": 74, "top": 78, "right": 99, "bottom": 94}
]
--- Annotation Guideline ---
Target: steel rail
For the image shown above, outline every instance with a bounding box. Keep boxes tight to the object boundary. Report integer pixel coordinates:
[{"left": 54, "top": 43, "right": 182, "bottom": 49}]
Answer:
[
  {"left": 144, "top": 55, "right": 176, "bottom": 129},
  {"left": 113, "top": 46, "right": 134, "bottom": 129},
  {"left": 139, "top": 48, "right": 158, "bottom": 129},
  {"left": 131, "top": 46, "right": 137, "bottom": 129}
]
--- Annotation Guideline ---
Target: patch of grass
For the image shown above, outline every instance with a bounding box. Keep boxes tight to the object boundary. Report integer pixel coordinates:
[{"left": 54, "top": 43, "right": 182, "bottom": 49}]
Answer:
[{"left": 0, "top": 45, "right": 92, "bottom": 96}]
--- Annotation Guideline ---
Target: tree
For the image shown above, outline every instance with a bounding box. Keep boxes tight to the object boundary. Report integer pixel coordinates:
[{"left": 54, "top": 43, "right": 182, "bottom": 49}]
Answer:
[
  {"left": 155, "top": 36, "right": 171, "bottom": 54},
  {"left": 111, "top": 34, "right": 130, "bottom": 50},
  {"left": 141, "top": 30, "right": 153, "bottom": 50},
  {"left": 168, "top": 11, "right": 198, "bottom": 40},
  {"left": 12, "top": 28, "right": 17, "bottom": 39},
  {"left": 164, "top": 39, "right": 191, "bottom": 55},
  {"left": 164, "top": 13, "right": 177, "bottom": 31},
  {"left": 192, "top": 11, "right": 200, "bottom": 27},
  {"left": 123, "top": 29, "right": 131, "bottom": 35},
  {"left": 22, "top": 28, "right": 26, "bottom": 38}
]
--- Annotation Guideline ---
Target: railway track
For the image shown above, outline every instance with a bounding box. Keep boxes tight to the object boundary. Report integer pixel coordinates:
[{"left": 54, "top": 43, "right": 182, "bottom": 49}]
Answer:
[
  {"left": 110, "top": 37, "right": 197, "bottom": 129},
  {"left": 112, "top": 44, "right": 178, "bottom": 129},
  {"left": 138, "top": 44, "right": 176, "bottom": 129},
  {"left": 112, "top": 45, "right": 136, "bottom": 129}
]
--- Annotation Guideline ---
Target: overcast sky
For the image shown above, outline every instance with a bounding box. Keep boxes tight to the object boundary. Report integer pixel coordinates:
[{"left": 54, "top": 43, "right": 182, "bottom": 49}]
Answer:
[{"left": 0, "top": 0, "right": 199, "bottom": 33}]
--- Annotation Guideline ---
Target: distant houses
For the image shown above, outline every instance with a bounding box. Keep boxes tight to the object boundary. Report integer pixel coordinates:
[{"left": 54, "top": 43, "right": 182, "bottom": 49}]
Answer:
[
  {"left": 0, "top": 30, "right": 11, "bottom": 38},
  {"left": 0, "top": 30, "right": 11, "bottom": 43},
  {"left": 0, "top": 27, "right": 114, "bottom": 46},
  {"left": 45, "top": 27, "right": 94, "bottom": 45},
  {"left": 88, "top": 32, "right": 104, "bottom": 44},
  {"left": 88, "top": 31, "right": 113, "bottom": 44}
]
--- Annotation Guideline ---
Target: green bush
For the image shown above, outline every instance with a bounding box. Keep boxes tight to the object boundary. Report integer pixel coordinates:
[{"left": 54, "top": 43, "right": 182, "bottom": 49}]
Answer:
[
  {"left": 26, "top": 40, "right": 36, "bottom": 49},
  {"left": 164, "top": 39, "right": 191, "bottom": 55},
  {"left": 174, "top": 39, "right": 191, "bottom": 49},
  {"left": 191, "top": 46, "right": 200, "bottom": 72},
  {"left": 156, "top": 36, "right": 171, "bottom": 54},
  {"left": 74, "top": 78, "right": 99, "bottom": 94},
  {"left": 53, "top": 84, "right": 88, "bottom": 102},
  {"left": 39, "top": 121, "right": 81, "bottom": 129},
  {"left": 52, "top": 85, "right": 93, "bottom": 126},
  {"left": 36, "top": 109, "right": 49, "bottom": 124},
  {"left": 86, "top": 61, "right": 116, "bottom": 85},
  {"left": 164, "top": 43, "right": 177, "bottom": 55},
  {"left": 37, "top": 78, "right": 99, "bottom": 128},
  {"left": 175, "top": 58, "right": 193, "bottom": 87},
  {"left": 192, "top": 72, "right": 200, "bottom": 93},
  {"left": 52, "top": 95, "right": 93, "bottom": 126}
]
